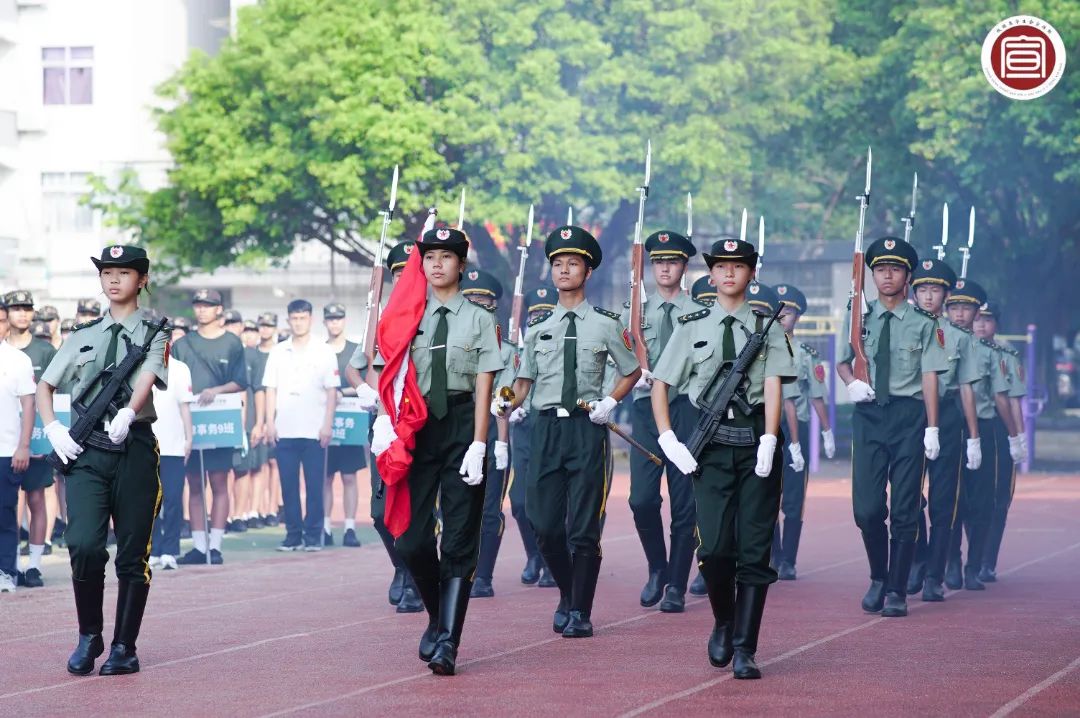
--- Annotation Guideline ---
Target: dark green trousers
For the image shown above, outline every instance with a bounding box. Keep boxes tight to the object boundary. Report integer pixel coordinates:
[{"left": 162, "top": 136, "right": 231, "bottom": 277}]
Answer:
[
  {"left": 851, "top": 397, "right": 926, "bottom": 542},
  {"left": 526, "top": 410, "right": 610, "bottom": 559},
  {"left": 694, "top": 413, "right": 784, "bottom": 586},
  {"left": 923, "top": 395, "right": 964, "bottom": 580},
  {"left": 65, "top": 424, "right": 162, "bottom": 585},
  {"left": 395, "top": 399, "right": 485, "bottom": 582}
]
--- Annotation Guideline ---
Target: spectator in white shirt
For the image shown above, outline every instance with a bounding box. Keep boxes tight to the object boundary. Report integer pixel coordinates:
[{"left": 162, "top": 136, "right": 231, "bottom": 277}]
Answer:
[
  {"left": 149, "top": 355, "right": 194, "bottom": 571},
  {"left": 0, "top": 304, "right": 36, "bottom": 592},
  {"left": 263, "top": 300, "right": 338, "bottom": 551}
]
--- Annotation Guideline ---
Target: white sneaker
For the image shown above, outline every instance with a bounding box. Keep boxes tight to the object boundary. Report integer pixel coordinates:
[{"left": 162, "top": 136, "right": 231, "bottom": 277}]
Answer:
[
  {"left": 161, "top": 555, "right": 178, "bottom": 570},
  {"left": 0, "top": 572, "right": 16, "bottom": 593},
  {"left": 149, "top": 556, "right": 163, "bottom": 569}
]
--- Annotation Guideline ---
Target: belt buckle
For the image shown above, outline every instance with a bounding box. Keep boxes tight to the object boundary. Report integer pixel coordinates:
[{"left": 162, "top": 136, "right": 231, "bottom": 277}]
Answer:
[{"left": 556, "top": 408, "right": 570, "bottom": 418}]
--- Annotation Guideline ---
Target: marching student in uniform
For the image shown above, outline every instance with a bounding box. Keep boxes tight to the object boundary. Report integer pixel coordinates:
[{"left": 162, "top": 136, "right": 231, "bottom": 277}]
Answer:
[
  {"left": 770, "top": 283, "right": 835, "bottom": 581},
  {"left": 837, "top": 237, "right": 948, "bottom": 618},
  {"left": 460, "top": 269, "right": 513, "bottom": 598},
  {"left": 620, "top": 230, "right": 701, "bottom": 613},
  {"left": 38, "top": 245, "right": 168, "bottom": 675},
  {"left": 263, "top": 299, "right": 339, "bottom": 552},
  {"left": 371, "top": 227, "right": 503, "bottom": 675},
  {"left": 500, "top": 226, "right": 641, "bottom": 640},
  {"left": 650, "top": 238, "right": 795, "bottom": 678}
]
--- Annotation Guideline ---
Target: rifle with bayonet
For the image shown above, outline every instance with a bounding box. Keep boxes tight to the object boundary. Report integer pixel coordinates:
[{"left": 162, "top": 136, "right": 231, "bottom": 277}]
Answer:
[
  {"left": 684, "top": 304, "right": 784, "bottom": 473},
  {"left": 933, "top": 203, "right": 949, "bottom": 261},
  {"left": 508, "top": 204, "right": 534, "bottom": 347},
  {"left": 361, "top": 165, "right": 399, "bottom": 384},
  {"left": 47, "top": 317, "right": 169, "bottom": 474},
  {"left": 848, "top": 147, "right": 873, "bottom": 384},
  {"left": 959, "top": 206, "right": 975, "bottom": 278},
  {"left": 629, "top": 141, "right": 652, "bottom": 369},
  {"left": 901, "top": 172, "right": 918, "bottom": 244}
]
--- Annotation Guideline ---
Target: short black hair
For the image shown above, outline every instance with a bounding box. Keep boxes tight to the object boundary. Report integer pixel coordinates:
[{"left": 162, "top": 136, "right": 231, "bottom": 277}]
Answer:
[{"left": 287, "top": 299, "right": 313, "bottom": 315}]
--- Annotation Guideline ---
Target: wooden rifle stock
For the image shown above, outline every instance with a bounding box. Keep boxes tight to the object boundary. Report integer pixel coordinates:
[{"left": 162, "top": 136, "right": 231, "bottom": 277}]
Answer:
[
  {"left": 849, "top": 253, "right": 869, "bottom": 383},
  {"left": 629, "top": 242, "right": 648, "bottom": 369}
]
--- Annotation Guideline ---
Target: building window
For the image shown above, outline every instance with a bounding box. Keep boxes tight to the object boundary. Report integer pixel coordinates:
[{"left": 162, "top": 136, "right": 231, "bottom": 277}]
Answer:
[
  {"left": 42, "top": 172, "right": 95, "bottom": 233},
  {"left": 42, "top": 46, "right": 94, "bottom": 105}
]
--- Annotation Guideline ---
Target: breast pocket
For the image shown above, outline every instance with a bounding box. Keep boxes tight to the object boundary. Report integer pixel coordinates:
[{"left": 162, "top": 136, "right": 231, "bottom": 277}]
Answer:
[
  {"left": 447, "top": 337, "right": 480, "bottom": 375},
  {"left": 534, "top": 340, "right": 561, "bottom": 376},
  {"left": 897, "top": 344, "right": 922, "bottom": 372},
  {"left": 577, "top": 340, "right": 607, "bottom": 374}
]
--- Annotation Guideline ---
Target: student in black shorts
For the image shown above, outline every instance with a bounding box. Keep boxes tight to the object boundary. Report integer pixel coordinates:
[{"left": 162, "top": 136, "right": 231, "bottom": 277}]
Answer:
[{"left": 172, "top": 289, "right": 248, "bottom": 565}]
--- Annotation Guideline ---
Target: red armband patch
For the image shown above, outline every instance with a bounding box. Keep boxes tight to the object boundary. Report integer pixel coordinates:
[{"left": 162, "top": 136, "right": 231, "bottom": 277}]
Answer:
[{"left": 622, "top": 328, "right": 632, "bottom": 351}]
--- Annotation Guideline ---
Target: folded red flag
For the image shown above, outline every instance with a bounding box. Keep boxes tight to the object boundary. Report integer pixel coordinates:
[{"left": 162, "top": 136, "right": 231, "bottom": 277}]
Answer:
[{"left": 375, "top": 248, "right": 429, "bottom": 538}]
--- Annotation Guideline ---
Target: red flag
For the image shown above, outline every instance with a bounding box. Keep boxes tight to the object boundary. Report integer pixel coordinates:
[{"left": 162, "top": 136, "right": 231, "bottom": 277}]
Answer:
[{"left": 375, "top": 249, "right": 429, "bottom": 538}]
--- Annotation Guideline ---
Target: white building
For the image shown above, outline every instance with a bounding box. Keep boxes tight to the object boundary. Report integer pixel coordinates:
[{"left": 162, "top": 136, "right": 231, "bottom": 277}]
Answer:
[{"left": 0, "top": 0, "right": 367, "bottom": 332}]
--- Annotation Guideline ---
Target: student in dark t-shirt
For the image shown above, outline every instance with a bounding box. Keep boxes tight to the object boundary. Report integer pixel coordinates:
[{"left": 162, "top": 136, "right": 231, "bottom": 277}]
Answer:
[
  {"left": 232, "top": 340, "right": 269, "bottom": 528},
  {"left": 170, "top": 289, "right": 247, "bottom": 565}
]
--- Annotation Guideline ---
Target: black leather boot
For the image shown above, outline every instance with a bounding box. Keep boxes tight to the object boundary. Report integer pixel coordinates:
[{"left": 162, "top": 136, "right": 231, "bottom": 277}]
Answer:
[
  {"left": 770, "top": 523, "right": 782, "bottom": 571},
  {"left": 396, "top": 572, "right": 425, "bottom": 614},
  {"left": 637, "top": 526, "right": 668, "bottom": 607},
  {"left": 378, "top": 525, "right": 405, "bottom": 605},
  {"left": 732, "top": 583, "right": 768, "bottom": 679},
  {"left": 659, "top": 534, "right": 695, "bottom": 613},
  {"left": 520, "top": 553, "right": 543, "bottom": 585},
  {"left": 965, "top": 521, "right": 988, "bottom": 590},
  {"left": 99, "top": 581, "right": 150, "bottom": 675},
  {"left": 428, "top": 578, "right": 472, "bottom": 676},
  {"left": 907, "top": 511, "right": 928, "bottom": 595},
  {"left": 542, "top": 547, "right": 574, "bottom": 633},
  {"left": 922, "top": 525, "right": 949, "bottom": 602},
  {"left": 471, "top": 531, "right": 501, "bottom": 598},
  {"left": 413, "top": 573, "right": 441, "bottom": 662},
  {"left": 689, "top": 571, "right": 707, "bottom": 596},
  {"left": 944, "top": 522, "right": 964, "bottom": 589},
  {"left": 387, "top": 567, "right": 406, "bottom": 606},
  {"left": 882, "top": 540, "right": 914, "bottom": 618},
  {"left": 562, "top": 553, "right": 601, "bottom": 638},
  {"left": 860, "top": 530, "right": 889, "bottom": 613},
  {"left": 702, "top": 561, "right": 735, "bottom": 668},
  {"left": 67, "top": 577, "right": 105, "bottom": 675}
]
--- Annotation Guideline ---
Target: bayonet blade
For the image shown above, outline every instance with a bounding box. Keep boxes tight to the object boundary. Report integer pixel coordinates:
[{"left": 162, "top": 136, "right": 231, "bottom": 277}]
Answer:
[
  {"left": 739, "top": 208, "right": 747, "bottom": 244},
  {"left": 567, "top": 206, "right": 573, "bottom": 226},
  {"left": 686, "top": 193, "right": 693, "bottom": 238},
  {"left": 643, "top": 140, "right": 652, "bottom": 188},
  {"left": 525, "top": 204, "right": 534, "bottom": 246},
  {"left": 456, "top": 188, "right": 466, "bottom": 230},
  {"left": 941, "top": 203, "right": 949, "bottom": 248},
  {"left": 865, "top": 147, "right": 872, "bottom": 195},
  {"left": 909, "top": 172, "right": 918, "bottom": 220},
  {"left": 967, "top": 206, "right": 975, "bottom": 248},
  {"left": 389, "top": 165, "right": 399, "bottom": 212},
  {"left": 422, "top": 207, "right": 437, "bottom": 234},
  {"left": 758, "top": 216, "right": 765, "bottom": 256}
]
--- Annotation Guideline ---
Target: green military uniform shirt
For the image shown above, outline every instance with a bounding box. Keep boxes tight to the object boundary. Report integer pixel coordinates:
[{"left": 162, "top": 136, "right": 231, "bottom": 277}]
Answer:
[
  {"left": 620, "top": 292, "right": 699, "bottom": 400},
  {"left": 970, "top": 337, "right": 1010, "bottom": 419},
  {"left": 839, "top": 300, "right": 948, "bottom": 398},
  {"left": 374, "top": 291, "right": 503, "bottom": 395},
  {"left": 996, "top": 339, "right": 1027, "bottom": 399},
  {"left": 652, "top": 301, "right": 796, "bottom": 409},
  {"left": 518, "top": 300, "right": 639, "bottom": 410},
  {"left": 40, "top": 307, "right": 168, "bottom": 423},
  {"left": 782, "top": 341, "right": 827, "bottom": 422},
  {"left": 939, "top": 321, "right": 981, "bottom": 395}
]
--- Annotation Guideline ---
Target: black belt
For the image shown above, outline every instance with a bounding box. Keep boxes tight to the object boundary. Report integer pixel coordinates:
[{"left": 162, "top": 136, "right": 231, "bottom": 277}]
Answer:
[
  {"left": 538, "top": 407, "right": 588, "bottom": 418},
  {"left": 93, "top": 420, "right": 153, "bottom": 434},
  {"left": 425, "top": 392, "right": 473, "bottom": 410}
]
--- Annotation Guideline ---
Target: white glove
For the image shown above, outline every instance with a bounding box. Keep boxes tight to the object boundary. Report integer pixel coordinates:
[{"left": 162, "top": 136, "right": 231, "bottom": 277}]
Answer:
[
  {"left": 924, "top": 426, "right": 940, "bottom": 461},
  {"left": 634, "top": 369, "right": 653, "bottom": 391},
  {"left": 788, "top": 442, "right": 805, "bottom": 472},
  {"left": 1019, "top": 432, "right": 1029, "bottom": 459},
  {"left": 966, "top": 437, "right": 982, "bottom": 470},
  {"left": 846, "top": 380, "right": 876, "bottom": 403},
  {"left": 494, "top": 440, "right": 509, "bottom": 470},
  {"left": 657, "top": 430, "right": 698, "bottom": 475},
  {"left": 755, "top": 434, "right": 778, "bottom": 478},
  {"left": 44, "top": 420, "right": 83, "bottom": 465},
  {"left": 371, "top": 414, "right": 398, "bottom": 457},
  {"left": 459, "top": 441, "right": 487, "bottom": 485},
  {"left": 354, "top": 383, "right": 380, "bottom": 411},
  {"left": 588, "top": 396, "right": 618, "bottom": 425},
  {"left": 821, "top": 429, "right": 836, "bottom": 459},
  {"left": 107, "top": 407, "right": 136, "bottom": 444},
  {"left": 508, "top": 407, "right": 527, "bottom": 424},
  {"left": 490, "top": 396, "right": 506, "bottom": 418},
  {"left": 1008, "top": 435, "right": 1025, "bottom": 463}
]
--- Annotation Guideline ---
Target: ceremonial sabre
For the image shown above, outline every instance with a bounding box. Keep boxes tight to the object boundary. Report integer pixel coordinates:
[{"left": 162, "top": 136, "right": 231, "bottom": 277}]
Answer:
[{"left": 576, "top": 400, "right": 662, "bottom": 466}]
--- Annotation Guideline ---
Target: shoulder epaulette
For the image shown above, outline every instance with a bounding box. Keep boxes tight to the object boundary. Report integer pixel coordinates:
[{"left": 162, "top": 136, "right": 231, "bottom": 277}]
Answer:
[
  {"left": 480, "top": 304, "right": 496, "bottom": 314},
  {"left": 73, "top": 317, "right": 104, "bottom": 332},
  {"left": 913, "top": 306, "right": 938, "bottom": 321},
  {"left": 593, "top": 306, "right": 621, "bottom": 321},
  {"left": 678, "top": 308, "right": 710, "bottom": 324},
  {"left": 528, "top": 311, "right": 552, "bottom": 328},
  {"left": 979, "top": 338, "right": 997, "bottom": 349},
  {"left": 949, "top": 321, "right": 973, "bottom": 335},
  {"left": 800, "top": 342, "right": 819, "bottom": 357},
  {"left": 1004, "top": 346, "right": 1019, "bottom": 357}
]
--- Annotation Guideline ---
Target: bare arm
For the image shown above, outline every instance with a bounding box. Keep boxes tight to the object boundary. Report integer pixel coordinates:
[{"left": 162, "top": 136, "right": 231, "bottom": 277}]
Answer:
[
  {"left": 609, "top": 368, "right": 643, "bottom": 402},
  {"left": 198, "top": 381, "right": 243, "bottom": 406},
  {"left": 784, "top": 398, "right": 800, "bottom": 443},
  {"left": 764, "top": 376, "right": 782, "bottom": 437},
  {"left": 36, "top": 382, "right": 57, "bottom": 426},
  {"left": 251, "top": 389, "right": 266, "bottom": 446},
  {"left": 265, "top": 387, "right": 278, "bottom": 444},
  {"left": 473, "top": 371, "right": 494, "bottom": 442},
  {"left": 811, "top": 397, "right": 831, "bottom": 431},
  {"left": 319, "top": 387, "right": 337, "bottom": 448},
  {"left": 345, "top": 365, "right": 364, "bottom": 390},
  {"left": 651, "top": 380, "right": 673, "bottom": 434},
  {"left": 836, "top": 362, "right": 855, "bottom": 386},
  {"left": 922, "top": 373, "right": 939, "bottom": 428},
  {"left": 14, "top": 394, "right": 33, "bottom": 472},
  {"left": 181, "top": 402, "right": 193, "bottom": 460},
  {"left": 509, "top": 377, "right": 533, "bottom": 411},
  {"left": 993, "top": 393, "right": 1014, "bottom": 435},
  {"left": 497, "top": 416, "right": 508, "bottom": 442},
  {"left": 960, "top": 384, "right": 979, "bottom": 438},
  {"left": 1010, "top": 397, "right": 1024, "bottom": 436}
]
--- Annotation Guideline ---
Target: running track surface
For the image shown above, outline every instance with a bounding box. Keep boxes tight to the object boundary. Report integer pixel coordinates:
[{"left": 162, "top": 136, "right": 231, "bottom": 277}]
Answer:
[{"left": 2, "top": 470, "right": 1079, "bottom": 717}]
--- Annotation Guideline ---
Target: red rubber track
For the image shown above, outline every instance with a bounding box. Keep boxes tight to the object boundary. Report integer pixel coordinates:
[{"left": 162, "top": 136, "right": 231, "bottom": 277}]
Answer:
[{"left": 1, "top": 471, "right": 1078, "bottom": 717}]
